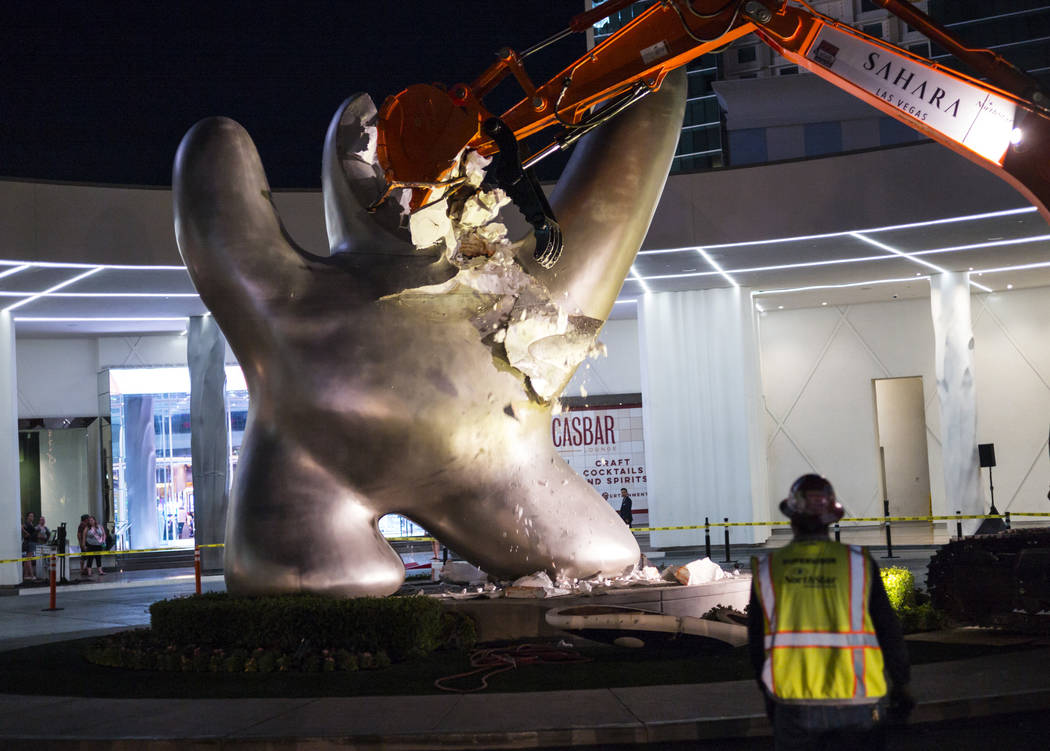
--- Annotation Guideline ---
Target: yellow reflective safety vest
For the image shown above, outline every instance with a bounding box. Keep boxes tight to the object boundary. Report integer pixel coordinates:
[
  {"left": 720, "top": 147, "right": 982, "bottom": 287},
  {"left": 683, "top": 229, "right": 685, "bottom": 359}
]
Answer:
[{"left": 751, "top": 540, "right": 887, "bottom": 703}]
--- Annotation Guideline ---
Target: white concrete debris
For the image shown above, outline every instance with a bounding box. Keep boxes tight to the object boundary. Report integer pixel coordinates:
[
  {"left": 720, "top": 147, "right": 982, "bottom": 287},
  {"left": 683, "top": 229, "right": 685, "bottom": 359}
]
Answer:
[
  {"left": 408, "top": 150, "right": 511, "bottom": 259},
  {"left": 399, "top": 152, "right": 604, "bottom": 401},
  {"left": 441, "top": 560, "right": 488, "bottom": 585},
  {"left": 427, "top": 559, "right": 738, "bottom": 601},
  {"left": 667, "top": 557, "right": 730, "bottom": 586}
]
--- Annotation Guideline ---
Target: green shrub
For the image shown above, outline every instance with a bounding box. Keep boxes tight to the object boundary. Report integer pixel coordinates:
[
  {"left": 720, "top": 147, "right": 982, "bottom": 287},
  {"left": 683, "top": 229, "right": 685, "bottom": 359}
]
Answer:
[
  {"left": 899, "top": 602, "right": 947, "bottom": 633},
  {"left": 85, "top": 594, "right": 477, "bottom": 672},
  {"left": 880, "top": 567, "right": 916, "bottom": 611},
  {"left": 879, "top": 566, "right": 947, "bottom": 633},
  {"left": 148, "top": 593, "right": 463, "bottom": 660}
]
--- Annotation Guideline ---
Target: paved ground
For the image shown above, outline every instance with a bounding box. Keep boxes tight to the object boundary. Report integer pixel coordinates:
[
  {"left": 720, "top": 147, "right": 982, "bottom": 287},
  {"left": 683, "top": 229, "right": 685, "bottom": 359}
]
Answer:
[{"left": 0, "top": 527, "right": 1045, "bottom": 749}]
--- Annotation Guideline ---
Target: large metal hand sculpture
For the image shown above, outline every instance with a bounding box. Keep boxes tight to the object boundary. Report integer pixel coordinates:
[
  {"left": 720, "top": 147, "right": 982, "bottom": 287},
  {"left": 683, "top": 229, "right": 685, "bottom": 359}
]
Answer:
[{"left": 173, "top": 70, "right": 685, "bottom": 597}]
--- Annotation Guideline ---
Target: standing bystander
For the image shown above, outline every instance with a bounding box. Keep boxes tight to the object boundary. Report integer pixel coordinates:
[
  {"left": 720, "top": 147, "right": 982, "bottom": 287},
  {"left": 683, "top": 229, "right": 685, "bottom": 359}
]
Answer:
[
  {"left": 21, "top": 512, "right": 38, "bottom": 582},
  {"left": 82, "top": 516, "right": 107, "bottom": 576},
  {"left": 618, "top": 487, "right": 633, "bottom": 527},
  {"left": 76, "top": 514, "right": 90, "bottom": 576},
  {"left": 748, "top": 474, "right": 913, "bottom": 750}
]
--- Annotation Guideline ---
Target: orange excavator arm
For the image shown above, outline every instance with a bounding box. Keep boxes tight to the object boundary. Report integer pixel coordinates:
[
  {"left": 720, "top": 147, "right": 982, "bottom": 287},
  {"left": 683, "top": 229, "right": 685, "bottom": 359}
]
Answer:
[
  {"left": 752, "top": 0, "right": 1050, "bottom": 224},
  {"left": 375, "top": 0, "right": 1050, "bottom": 267}
]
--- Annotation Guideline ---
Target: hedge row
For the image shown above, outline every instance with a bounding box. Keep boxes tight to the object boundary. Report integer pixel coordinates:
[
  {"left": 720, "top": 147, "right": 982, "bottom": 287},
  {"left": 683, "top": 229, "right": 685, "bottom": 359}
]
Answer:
[
  {"left": 85, "top": 631, "right": 392, "bottom": 673},
  {"left": 148, "top": 592, "right": 475, "bottom": 660}
]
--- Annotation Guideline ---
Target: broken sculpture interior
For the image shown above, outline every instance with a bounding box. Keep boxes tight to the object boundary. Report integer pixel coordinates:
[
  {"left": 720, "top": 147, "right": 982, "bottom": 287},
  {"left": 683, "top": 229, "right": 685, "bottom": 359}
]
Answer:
[{"left": 172, "top": 70, "right": 686, "bottom": 597}]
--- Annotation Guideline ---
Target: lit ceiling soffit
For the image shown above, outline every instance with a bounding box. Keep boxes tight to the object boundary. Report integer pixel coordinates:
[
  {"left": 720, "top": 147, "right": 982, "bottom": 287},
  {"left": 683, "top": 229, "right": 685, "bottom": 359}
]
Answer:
[{"left": 632, "top": 207, "right": 1044, "bottom": 293}]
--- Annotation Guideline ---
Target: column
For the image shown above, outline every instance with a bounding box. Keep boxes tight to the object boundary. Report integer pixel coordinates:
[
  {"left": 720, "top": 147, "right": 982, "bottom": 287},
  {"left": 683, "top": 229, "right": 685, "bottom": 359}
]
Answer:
[
  {"left": 929, "top": 272, "right": 981, "bottom": 534},
  {"left": 638, "top": 288, "right": 768, "bottom": 548},
  {"left": 125, "top": 395, "right": 159, "bottom": 550},
  {"left": 188, "top": 315, "right": 229, "bottom": 571},
  {"left": 0, "top": 312, "right": 22, "bottom": 585}
]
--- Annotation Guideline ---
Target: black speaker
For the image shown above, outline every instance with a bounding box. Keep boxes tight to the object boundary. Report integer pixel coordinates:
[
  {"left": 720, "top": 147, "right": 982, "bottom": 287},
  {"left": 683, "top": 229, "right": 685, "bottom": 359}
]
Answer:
[{"left": 978, "top": 443, "right": 996, "bottom": 468}]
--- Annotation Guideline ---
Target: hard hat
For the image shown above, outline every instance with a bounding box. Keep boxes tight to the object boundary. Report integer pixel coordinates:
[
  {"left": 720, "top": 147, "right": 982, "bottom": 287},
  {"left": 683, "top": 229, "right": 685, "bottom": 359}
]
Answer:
[{"left": 779, "top": 474, "right": 844, "bottom": 525}]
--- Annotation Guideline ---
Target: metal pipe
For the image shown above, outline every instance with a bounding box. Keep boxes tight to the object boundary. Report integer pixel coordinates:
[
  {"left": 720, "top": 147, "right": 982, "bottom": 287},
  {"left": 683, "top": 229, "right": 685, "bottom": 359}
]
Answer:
[
  {"left": 704, "top": 516, "right": 711, "bottom": 559},
  {"left": 723, "top": 517, "right": 731, "bottom": 563},
  {"left": 956, "top": 510, "right": 963, "bottom": 540}
]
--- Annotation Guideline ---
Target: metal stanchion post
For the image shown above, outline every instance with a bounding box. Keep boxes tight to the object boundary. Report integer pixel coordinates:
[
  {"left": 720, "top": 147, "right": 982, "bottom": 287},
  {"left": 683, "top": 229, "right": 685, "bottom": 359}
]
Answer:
[
  {"left": 956, "top": 510, "right": 963, "bottom": 540},
  {"left": 1005, "top": 511, "right": 1011, "bottom": 530},
  {"left": 883, "top": 517, "right": 896, "bottom": 558},
  {"left": 723, "top": 518, "right": 731, "bottom": 563},
  {"left": 704, "top": 517, "right": 711, "bottom": 559},
  {"left": 42, "top": 554, "right": 62, "bottom": 612},
  {"left": 879, "top": 447, "right": 896, "bottom": 558},
  {"left": 194, "top": 546, "right": 202, "bottom": 595},
  {"left": 834, "top": 522, "right": 841, "bottom": 542}
]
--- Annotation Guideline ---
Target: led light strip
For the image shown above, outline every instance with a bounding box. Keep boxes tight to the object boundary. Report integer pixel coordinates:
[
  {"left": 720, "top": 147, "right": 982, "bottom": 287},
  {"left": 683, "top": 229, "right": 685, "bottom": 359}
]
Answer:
[
  {"left": 0, "top": 291, "right": 200, "bottom": 298},
  {"left": 973, "top": 260, "right": 1050, "bottom": 274},
  {"left": 13, "top": 317, "right": 190, "bottom": 323},
  {"left": 0, "top": 260, "right": 189, "bottom": 271},
  {"left": 3, "top": 268, "right": 104, "bottom": 312},
  {"left": 629, "top": 266, "right": 651, "bottom": 294},
  {"left": 850, "top": 233, "right": 993, "bottom": 292},
  {"left": 636, "top": 206, "right": 1038, "bottom": 256},
  {"left": 698, "top": 248, "right": 738, "bottom": 288},
  {"left": 0, "top": 264, "right": 31, "bottom": 280},
  {"left": 754, "top": 276, "right": 924, "bottom": 296}
]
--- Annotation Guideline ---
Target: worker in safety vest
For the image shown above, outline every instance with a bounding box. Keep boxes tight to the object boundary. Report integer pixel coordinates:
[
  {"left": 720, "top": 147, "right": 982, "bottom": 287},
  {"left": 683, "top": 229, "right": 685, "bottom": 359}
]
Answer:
[{"left": 748, "top": 474, "right": 913, "bottom": 750}]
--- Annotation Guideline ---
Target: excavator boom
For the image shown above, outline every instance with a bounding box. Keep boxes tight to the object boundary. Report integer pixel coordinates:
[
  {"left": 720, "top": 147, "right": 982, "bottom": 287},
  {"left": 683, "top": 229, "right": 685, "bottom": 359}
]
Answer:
[{"left": 375, "top": 0, "right": 1050, "bottom": 263}]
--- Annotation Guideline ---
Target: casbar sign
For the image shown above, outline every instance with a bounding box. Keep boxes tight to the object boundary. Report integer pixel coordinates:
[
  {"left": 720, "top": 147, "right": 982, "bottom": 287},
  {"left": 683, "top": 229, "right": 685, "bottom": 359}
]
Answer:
[{"left": 551, "top": 414, "right": 616, "bottom": 447}]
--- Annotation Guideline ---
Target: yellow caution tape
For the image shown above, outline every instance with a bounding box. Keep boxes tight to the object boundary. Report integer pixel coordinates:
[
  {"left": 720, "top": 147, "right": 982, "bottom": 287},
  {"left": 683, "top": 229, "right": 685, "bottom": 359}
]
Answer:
[
  {"left": 6, "top": 512, "right": 1049, "bottom": 563},
  {"left": 1, "top": 542, "right": 228, "bottom": 565}
]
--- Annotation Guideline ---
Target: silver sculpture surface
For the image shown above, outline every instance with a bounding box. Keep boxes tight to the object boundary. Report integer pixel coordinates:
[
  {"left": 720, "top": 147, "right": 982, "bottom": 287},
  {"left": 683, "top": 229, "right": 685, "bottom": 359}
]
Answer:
[{"left": 173, "top": 70, "right": 685, "bottom": 597}]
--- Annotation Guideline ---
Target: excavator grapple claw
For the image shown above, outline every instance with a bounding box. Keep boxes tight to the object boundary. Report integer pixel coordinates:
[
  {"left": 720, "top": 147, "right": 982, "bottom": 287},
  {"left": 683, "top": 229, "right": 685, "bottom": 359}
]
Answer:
[{"left": 533, "top": 220, "right": 563, "bottom": 269}]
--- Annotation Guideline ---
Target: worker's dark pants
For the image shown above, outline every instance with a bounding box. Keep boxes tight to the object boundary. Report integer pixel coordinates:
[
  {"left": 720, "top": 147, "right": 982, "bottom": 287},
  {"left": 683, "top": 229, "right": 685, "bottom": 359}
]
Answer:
[{"left": 772, "top": 701, "right": 887, "bottom": 751}]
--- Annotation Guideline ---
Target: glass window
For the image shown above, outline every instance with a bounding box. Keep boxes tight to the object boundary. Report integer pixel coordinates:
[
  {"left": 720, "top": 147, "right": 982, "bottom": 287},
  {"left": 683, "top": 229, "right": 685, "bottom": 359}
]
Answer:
[
  {"left": 804, "top": 121, "right": 844, "bottom": 156},
  {"left": 862, "top": 22, "right": 884, "bottom": 39},
  {"left": 737, "top": 45, "right": 757, "bottom": 63},
  {"left": 728, "top": 128, "right": 768, "bottom": 165}
]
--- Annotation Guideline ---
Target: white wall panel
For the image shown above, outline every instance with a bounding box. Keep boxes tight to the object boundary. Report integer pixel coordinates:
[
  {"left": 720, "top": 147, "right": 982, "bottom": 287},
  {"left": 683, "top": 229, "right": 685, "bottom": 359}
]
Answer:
[
  {"left": 98, "top": 334, "right": 187, "bottom": 368},
  {"left": 16, "top": 339, "right": 99, "bottom": 417},
  {"left": 759, "top": 287, "right": 1050, "bottom": 532},
  {"left": 971, "top": 291, "right": 1050, "bottom": 511},
  {"left": 758, "top": 307, "right": 840, "bottom": 420},
  {"left": 759, "top": 298, "right": 942, "bottom": 525},
  {"left": 566, "top": 318, "right": 642, "bottom": 397}
]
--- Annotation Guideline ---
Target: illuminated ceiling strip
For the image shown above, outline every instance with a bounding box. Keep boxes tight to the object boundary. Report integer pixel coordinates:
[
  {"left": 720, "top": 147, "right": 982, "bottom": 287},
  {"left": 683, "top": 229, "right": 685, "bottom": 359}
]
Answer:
[
  {"left": 0, "top": 264, "right": 31, "bottom": 280},
  {"left": 641, "top": 253, "right": 898, "bottom": 280},
  {"left": 698, "top": 248, "right": 738, "bottom": 288},
  {"left": 3, "top": 267, "right": 104, "bottom": 312},
  {"left": 754, "top": 276, "right": 926, "bottom": 296},
  {"left": 0, "top": 260, "right": 189, "bottom": 271},
  {"left": 629, "top": 266, "right": 651, "bottom": 294},
  {"left": 613, "top": 298, "right": 639, "bottom": 305},
  {"left": 13, "top": 316, "right": 190, "bottom": 322},
  {"left": 636, "top": 206, "right": 1038, "bottom": 256},
  {"left": 0, "top": 291, "right": 200, "bottom": 298},
  {"left": 850, "top": 233, "right": 994, "bottom": 293},
  {"left": 637, "top": 233, "right": 1050, "bottom": 281},
  {"left": 972, "top": 260, "right": 1050, "bottom": 274},
  {"left": 910, "top": 234, "right": 1050, "bottom": 256}
]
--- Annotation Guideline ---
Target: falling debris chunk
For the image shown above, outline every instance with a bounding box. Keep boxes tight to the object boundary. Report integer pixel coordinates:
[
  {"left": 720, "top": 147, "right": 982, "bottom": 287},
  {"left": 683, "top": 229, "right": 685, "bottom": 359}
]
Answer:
[{"left": 394, "top": 153, "right": 606, "bottom": 402}]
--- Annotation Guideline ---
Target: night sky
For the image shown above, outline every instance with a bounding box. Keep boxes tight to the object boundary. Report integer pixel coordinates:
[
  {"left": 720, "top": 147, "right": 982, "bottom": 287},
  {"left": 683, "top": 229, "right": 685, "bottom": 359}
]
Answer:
[{"left": 1, "top": 1, "right": 583, "bottom": 188}]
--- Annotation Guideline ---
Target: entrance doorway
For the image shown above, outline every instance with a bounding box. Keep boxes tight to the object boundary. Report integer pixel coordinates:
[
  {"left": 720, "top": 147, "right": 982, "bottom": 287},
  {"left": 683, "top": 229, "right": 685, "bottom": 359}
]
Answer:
[{"left": 873, "top": 377, "right": 932, "bottom": 519}]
